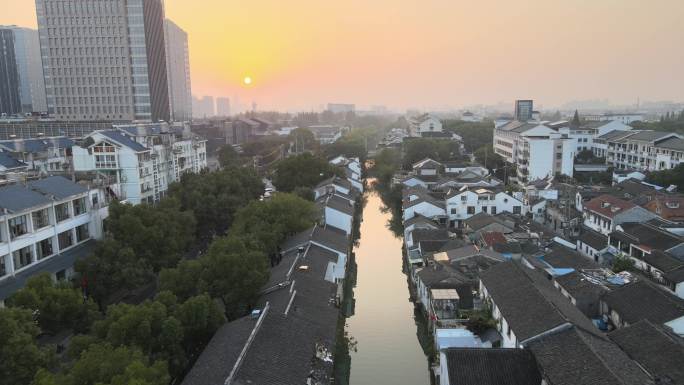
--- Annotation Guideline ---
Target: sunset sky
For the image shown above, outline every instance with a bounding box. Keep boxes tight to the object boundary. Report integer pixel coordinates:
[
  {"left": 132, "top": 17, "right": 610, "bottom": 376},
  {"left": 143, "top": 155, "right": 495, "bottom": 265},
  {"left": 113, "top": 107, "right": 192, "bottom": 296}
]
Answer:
[{"left": 2, "top": 0, "right": 683, "bottom": 111}]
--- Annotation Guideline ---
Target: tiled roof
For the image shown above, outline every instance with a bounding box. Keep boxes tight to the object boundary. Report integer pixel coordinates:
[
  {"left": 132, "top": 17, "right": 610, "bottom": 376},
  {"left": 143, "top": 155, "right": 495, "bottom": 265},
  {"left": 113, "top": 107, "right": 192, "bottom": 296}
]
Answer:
[
  {"left": 0, "top": 184, "right": 51, "bottom": 212},
  {"left": 480, "top": 263, "right": 568, "bottom": 342},
  {"left": 583, "top": 194, "right": 637, "bottom": 218},
  {"left": 324, "top": 194, "right": 354, "bottom": 216},
  {"left": 0, "top": 152, "right": 26, "bottom": 169},
  {"left": 642, "top": 250, "right": 684, "bottom": 273},
  {"left": 481, "top": 231, "right": 507, "bottom": 247},
  {"left": 442, "top": 348, "right": 541, "bottom": 385},
  {"left": 664, "top": 267, "right": 684, "bottom": 284},
  {"left": 528, "top": 327, "right": 653, "bottom": 385},
  {"left": 0, "top": 137, "right": 74, "bottom": 152},
  {"left": 578, "top": 226, "right": 608, "bottom": 251},
  {"left": 627, "top": 130, "right": 677, "bottom": 142},
  {"left": 601, "top": 280, "right": 684, "bottom": 325},
  {"left": 540, "top": 244, "right": 600, "bottom": 270},
  {"left": 311, "top": 225, "right": 349, "bottom": 255},
  {"left": 554, "top": 271, "right": 608, "bottom": 302},
  {"left": 609, "top": 320, "right": 684, "bottom": 384},
  {"left": 99, "top": 130, "right": 148, "bottom": 152},
  {"left": 28, "top": 176, "right": 88, "bottom": 200},
  {"left": 656, "top": 136, "right": 684, "bottom": 151},
  {"left": 616, "top": 222, "right": 684, "bottom": 252}
]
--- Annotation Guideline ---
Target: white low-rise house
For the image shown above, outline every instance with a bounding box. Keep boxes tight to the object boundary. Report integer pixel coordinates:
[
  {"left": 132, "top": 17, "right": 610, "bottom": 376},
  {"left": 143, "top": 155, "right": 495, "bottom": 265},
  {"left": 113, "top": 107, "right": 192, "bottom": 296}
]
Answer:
[
  {"left": 445, "top": 187, "right": 526, "bottom": 228},
  {"left": 322, "top": 195, "right": 355, "bottom": 235},
  {"left": 494, "top": 120, "right": 576, "bottom": 186},
  {"left": 581, "top": 194, "right": 657, "bottom": 236},
  {"left": 314, "top": 176, "right": 353, "bottom": 200},
  {"left": 72, "top": 123, "right": 207, "bottom": 205},
  {"left": 309, "top": 225, "right": 350, "bottom": 283},
  {"left": 309, "top": 125, "right": 344, "bottom": 144},
  {"left": 403, "top": 195, "right": 446, "bottom": 222},
  {"left": 413, "top": 158, "right": 442, "bottom": 176},
  {"left": 0, "top": 137, "right": 74, "bottom": 175},
  {"left": 408, "top": 113, "right": 443, "bottom": 137},
  {"left": 0, "top": 176, "right": 110, "bottom": 305}
]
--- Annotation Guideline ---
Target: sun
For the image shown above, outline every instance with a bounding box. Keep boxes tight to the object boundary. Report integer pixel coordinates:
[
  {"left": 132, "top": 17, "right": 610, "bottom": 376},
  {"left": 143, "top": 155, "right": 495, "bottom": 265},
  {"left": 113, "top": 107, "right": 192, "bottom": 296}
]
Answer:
[{"left": 243, "top": 76, "right": 252, "bottom": 86}]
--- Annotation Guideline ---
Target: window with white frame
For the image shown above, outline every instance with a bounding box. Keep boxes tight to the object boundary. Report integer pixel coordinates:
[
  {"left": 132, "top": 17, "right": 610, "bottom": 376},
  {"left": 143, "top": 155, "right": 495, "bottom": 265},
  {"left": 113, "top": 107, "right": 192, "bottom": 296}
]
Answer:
[
  {"left": 12, "top": 246, "right": 33, "bottom": 269},
  {"left": 32, "top": 208, "right": 51, "bottom": 229},
  {"left": 55, "top": 202, "right": 71, "bottom": 222},
  {"left": 9, "top": 215, "right": 29, "bottom": 239}
]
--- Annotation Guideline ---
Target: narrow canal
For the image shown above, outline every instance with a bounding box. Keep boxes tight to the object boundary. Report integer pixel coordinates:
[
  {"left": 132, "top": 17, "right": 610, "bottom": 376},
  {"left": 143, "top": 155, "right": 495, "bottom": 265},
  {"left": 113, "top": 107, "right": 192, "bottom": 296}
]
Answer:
[{"left": 346, "top": 188, "right": 431, "bottom": 385}]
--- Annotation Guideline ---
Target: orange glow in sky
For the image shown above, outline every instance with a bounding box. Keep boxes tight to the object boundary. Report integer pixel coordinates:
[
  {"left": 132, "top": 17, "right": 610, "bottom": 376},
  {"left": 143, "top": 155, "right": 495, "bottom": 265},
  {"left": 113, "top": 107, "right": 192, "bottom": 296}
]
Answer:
[{"left": 1, "top": 0, "right": 683, "bottom": 111}]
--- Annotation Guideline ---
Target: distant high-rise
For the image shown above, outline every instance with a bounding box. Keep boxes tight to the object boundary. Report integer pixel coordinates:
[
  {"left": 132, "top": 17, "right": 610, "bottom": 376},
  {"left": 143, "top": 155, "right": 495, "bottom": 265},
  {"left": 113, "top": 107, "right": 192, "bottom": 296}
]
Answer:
[
  {"left": 0, "top": 26, "right": 46, "bottom": 115},
  {"left": 327, "top": 103, "right": 355, "bottom": 113},
  {"left": 514, "top": 100, "right": 534, "bottom": 122},
  {"left": 192, "top": 96, "right": 215, "bottom": 119},
  {"left": 35, "top": 0, "right": 170, "bottom": 122},
  {"left": 216, "top": 97, "right": 231, "bottom": 117},
  {"left": 164, "top": 19, "right": 192, "bottom": 122}
]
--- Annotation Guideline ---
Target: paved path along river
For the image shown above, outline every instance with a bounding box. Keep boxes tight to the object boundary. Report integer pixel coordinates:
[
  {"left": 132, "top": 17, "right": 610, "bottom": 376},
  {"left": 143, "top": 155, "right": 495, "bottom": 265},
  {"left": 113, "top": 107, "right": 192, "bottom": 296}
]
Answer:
[{"left": 347, "top": 189, "right": 430, "bottom": 385}]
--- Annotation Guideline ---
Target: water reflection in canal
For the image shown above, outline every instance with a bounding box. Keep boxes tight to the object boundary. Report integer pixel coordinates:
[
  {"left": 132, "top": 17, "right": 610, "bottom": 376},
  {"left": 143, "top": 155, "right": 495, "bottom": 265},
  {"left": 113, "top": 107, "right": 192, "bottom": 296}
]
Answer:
[{"left": 346, "top": 189, "right": 431, "bottom": 385}]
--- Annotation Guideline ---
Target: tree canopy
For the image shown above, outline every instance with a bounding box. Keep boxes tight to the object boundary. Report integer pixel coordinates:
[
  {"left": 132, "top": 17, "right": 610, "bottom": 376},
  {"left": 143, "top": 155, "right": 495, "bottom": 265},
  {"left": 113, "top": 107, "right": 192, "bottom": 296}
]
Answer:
[
  {"left": 646, "top": 164, "right": 684, "bottom": 191},
  {"left": 272, "top": 153, "right": 340, "bottom": 192},
  {"left": 402, "top": 138, "right": 463, "bottom": 169},
  {"left": 442, "top": 120, "right": 495, "bottom": 153},
  {"left": 169, "top": 167, "right": 264, "bottom": 237},
  {"left": 0, "top": 307, "right": 54, "bottom": 385},
  {"left": 7, "top": 274, "right": 99, "bottom": 334}
]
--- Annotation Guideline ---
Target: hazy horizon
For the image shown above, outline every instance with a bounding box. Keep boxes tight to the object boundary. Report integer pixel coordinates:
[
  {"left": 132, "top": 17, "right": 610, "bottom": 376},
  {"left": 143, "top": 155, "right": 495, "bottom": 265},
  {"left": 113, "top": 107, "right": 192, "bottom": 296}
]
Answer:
[{"left": 3, "top": 0, "right": 683, "bottom": 112}]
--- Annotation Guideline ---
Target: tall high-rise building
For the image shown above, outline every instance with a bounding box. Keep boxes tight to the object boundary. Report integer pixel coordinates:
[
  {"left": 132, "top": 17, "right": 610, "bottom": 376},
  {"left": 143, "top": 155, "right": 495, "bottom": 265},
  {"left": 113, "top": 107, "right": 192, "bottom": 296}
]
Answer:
[
  {"left": 514, "top": 99, "right": 534, "bottom": 121},
  {"left": 0, "top": 26, "right": 46, "bottom": 115},
  {"left": 192, "top": 96, "right": 214, "bottom": 119},
  {"left": 216, "top": 97, "right": 230, "bottom": 117},
  {"left": 35, "top": 0, "right": 170, "bottom": 122},
  {"left": 164, "top": 19, "right": 192, "bottom": 122}
]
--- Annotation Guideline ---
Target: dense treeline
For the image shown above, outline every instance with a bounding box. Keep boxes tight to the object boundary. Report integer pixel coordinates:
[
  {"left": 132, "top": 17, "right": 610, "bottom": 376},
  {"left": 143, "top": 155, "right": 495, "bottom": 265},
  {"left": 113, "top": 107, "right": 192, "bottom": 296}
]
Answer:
[
  {"left": 646, "top": 164, "right": 684, "bottom": 191},
  {"left": 402, "top": 138, "right": 465, "bottom": 169},
  {"left": 443, "top": 120, "right": 495, "bottom": 153},
  {"left": 0, "top": 164, "right": 320, "bottom": 385},
  {"left": 272, "top": 153, "right": 342, "bottom": 192}
]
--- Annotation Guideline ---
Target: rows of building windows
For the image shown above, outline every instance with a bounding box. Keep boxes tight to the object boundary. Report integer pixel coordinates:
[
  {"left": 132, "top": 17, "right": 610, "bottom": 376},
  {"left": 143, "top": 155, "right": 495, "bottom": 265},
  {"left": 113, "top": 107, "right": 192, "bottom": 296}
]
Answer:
[
  {"left": 0, "top": 197, "right": 89, "bottom": 243},
  {"left": 0, "top": 223, "right": 90, "bottom": 278}
]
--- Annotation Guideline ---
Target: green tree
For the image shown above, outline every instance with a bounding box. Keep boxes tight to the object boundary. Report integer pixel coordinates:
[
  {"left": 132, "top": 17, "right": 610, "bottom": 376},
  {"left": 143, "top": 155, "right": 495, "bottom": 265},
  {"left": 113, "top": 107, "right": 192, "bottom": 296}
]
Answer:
[
  {"left": 35, "top": 343, "right": 169, "bottom": 385},
  {"left": 370, "top": 148, "right": 401, "bottom": 187},
  {"left": 175, "top": 294, "right": 225, "bottom": 356},
  {"left": 75, "top": 239, "right": 153, "bottom": 308},
  {"left": 402, "top": 138, "right": 462, "bottom": 169},
  {"left": 200, "top": 236, "right": 269, "bottom": 319},
  {"left": 273, "top": 153, "right": 340, "bottom": 192},
  {"left": 612, "top": 256, "right": 635, "bottom": 273},
  {"left": 106, "top": 199, "right": 196, "bottom": 271},
  {"left": 159, "top": 260, "right": 205, "bottom": 302},
  {"left": 474, "top": 145, "right": 505, "bottom": 170},
  {"left": 0, "top": 307, "right": 53, "bottom": 385},
  {"left": 217, "top": 145, "right": 240, "bottom": 168},
  {"left": 442, "top": 120, "right": 495, "bottom": 153},
  {"left": 7, "top": 274, "right": 99, "bottom": 334},
  {"left": 646, "top": 164, "right": 684, "bottom": 191},
  {"left": 229, "top": 193, "right": 318, "bottom": 255},
  {"left": 289, "top": 127, "right": 318, "bottom": 153},
  {"left": 571, "top": 110, "right": 581, "bottom": 127},
  {"left": 169, "top": 167, "right": 264, "bottom": 237}
]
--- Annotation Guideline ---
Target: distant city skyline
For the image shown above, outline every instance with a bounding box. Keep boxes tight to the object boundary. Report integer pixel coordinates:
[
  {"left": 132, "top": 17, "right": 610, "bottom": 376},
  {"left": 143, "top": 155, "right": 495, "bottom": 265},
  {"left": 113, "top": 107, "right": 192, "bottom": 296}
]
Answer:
[{"left": 2, "top": 0, "right": 683, "bottom": 112}]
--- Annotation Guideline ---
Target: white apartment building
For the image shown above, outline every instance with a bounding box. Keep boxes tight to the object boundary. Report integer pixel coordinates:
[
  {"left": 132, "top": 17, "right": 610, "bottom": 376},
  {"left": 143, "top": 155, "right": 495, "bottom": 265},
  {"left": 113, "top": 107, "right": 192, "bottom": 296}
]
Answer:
[
  {"left": 494, "top": 121, "right": 576, "bottom": 185},
  {"left": 0, "top": 137, "right": 74, "bottom": 176},
  {"left": 36, "top": 0, "right": 171, "bottom": 121},
  {"left": 409, "top": 113, "right": 443, "bottom": 137},
  {"left": 164, "top": 19, "right": 192, "bottom": 122},
  {"left": 584, "top": 113, "right": 644, "bottom": 124},
  {"left": 569, "top": 120, "right": 632, "bottom": 154},
  {"left": 72, "top": 123, "right": 207, "bottom": 204},
  {"left": 0, "top": 176, "right": 110, "bottom": 304},
  {"left": 600, "top": 130, "right": 684, "bottom": 172},
  {"left": 445, "top": 188, "right": 526, "bottom": 228}
]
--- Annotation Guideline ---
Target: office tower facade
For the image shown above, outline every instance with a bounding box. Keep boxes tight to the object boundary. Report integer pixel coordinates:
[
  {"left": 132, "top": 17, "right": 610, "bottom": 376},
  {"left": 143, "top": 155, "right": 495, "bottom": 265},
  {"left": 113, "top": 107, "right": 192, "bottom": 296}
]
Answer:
[
  {"left": 216, "top": 97, "right": 230, "bottom": 117},
  {"left": 164, "top": 19, "right": 192, "bottom": 122},
  {"left": 0, "top": 27, "right": 46, "bottom": 115},
  {"left": 514, "top": 99, "right": 533, "bottom": 121},
  {"left": 35, "top": 0, "right": 170, "bottom": 122}
]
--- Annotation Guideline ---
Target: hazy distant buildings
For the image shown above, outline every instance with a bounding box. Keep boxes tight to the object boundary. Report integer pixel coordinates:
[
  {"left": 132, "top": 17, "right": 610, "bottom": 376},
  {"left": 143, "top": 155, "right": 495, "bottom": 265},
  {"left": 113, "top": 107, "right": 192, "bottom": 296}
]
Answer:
[
  {"left": 164, "top": 19, "right": 192, "bottom": 122},
  {"left": 514, "top": 100, "right": 534, "bottom": 122},
  {"left": 216, "top": 97, "right": 230, "bottom": 117},
  {"left": 0, "top": 26, "right": 46, "bottom": 115},
  {"left": 192, "top": 96, "right": 215, "bottom": 119},
  {"left": 327, "top": 103, "right": 355, "bottom": 114},
  {"left": 584, "top": 113, "right": 644, "bottom": 124},
  {"left": 36, "top": 0, "right": 170, "bottom": 122}
]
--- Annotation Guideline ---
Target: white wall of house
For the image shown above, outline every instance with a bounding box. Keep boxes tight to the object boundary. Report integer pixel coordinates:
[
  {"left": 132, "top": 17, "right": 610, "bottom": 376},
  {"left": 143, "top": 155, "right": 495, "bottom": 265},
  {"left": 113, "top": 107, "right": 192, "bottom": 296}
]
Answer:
[
  {"left": 403, "top": 202, "right": 446, "bottom": 221},
  {"left": 324, "top": 207, "right": 353, "bottom": 235},
  {"left": 402, "top": 177, "right": 430, "bottom": 188},
  {"left": 664, "top": 316, "right": 684, "bottom": 337},
  {"left": 674, "top": 282, "right": 684, "bottom": 300}
]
